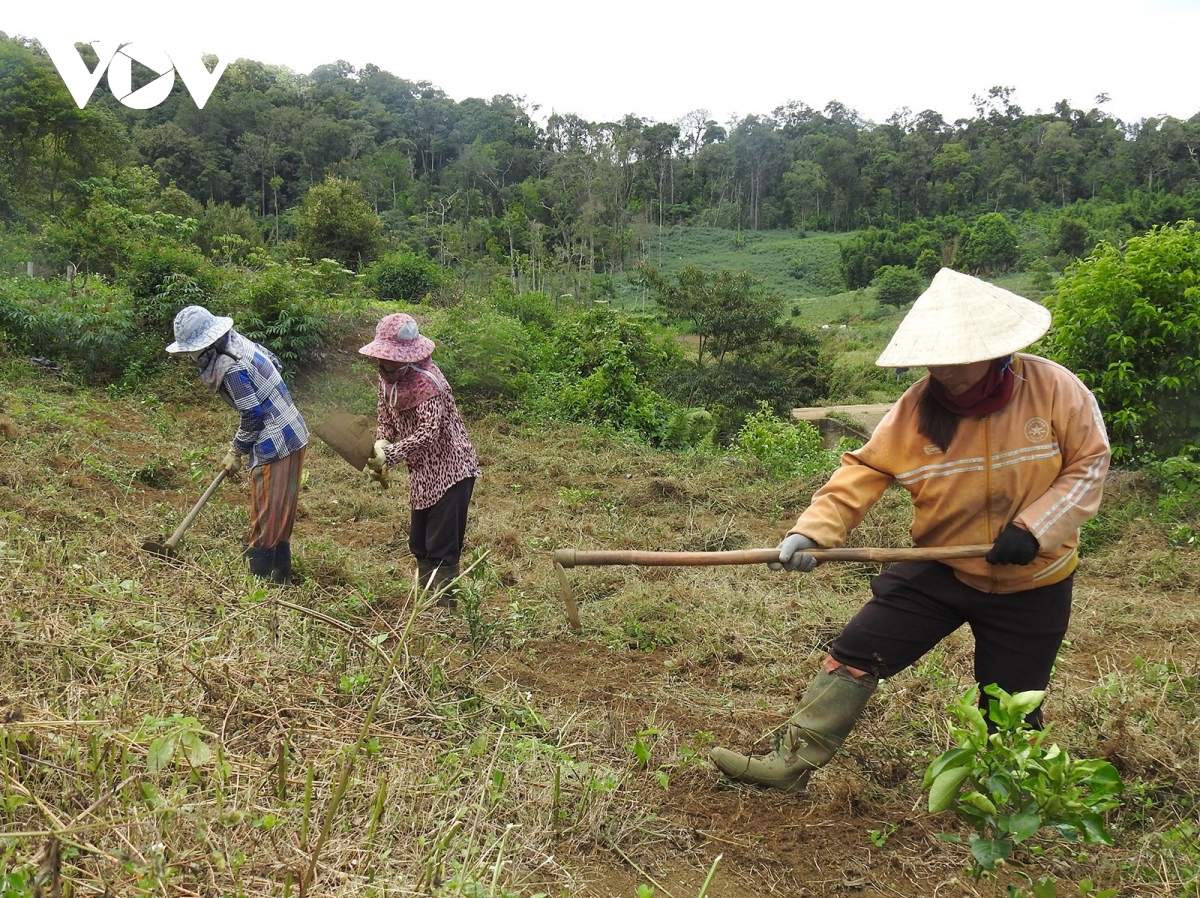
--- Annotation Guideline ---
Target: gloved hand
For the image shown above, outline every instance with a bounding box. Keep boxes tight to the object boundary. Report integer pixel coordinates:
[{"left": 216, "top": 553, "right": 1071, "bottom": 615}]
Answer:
[
  {"left": 769, "top": 533, "right": 820, "bottom": 572},
  {"left": 221, "top": 449, "right": 244, "bottom": 476},
  {"left": 365, "top": 439, "right": 389, "bottom": 473},
  {"left": 986, "top": 523, "right": 1040, "bottom": 565},
  {"left": 364, "top": 466, "right": 389, "bottom": 487}
]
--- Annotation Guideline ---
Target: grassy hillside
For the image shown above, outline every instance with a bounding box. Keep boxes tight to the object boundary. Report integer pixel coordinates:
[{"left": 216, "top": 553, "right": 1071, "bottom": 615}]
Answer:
[
  {"left": 1, "top": 336, "right": 1198, "bottom": 897},
  {"left": 610, "top": 226, "right": 849, "bottom": 309}
]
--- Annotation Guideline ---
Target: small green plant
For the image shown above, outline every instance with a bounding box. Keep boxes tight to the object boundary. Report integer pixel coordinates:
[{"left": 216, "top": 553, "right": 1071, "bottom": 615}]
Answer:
[
  {"left": 924, "top": 684, "right": 1124, "bottom": 888},
  {"left": 558, "top": 486, "right": 602, "bottom": 507},
  {"left": 458, "top": 550, "right": 501, "bottom": 653},
  {"left": 1146, "top": 453, "right": 1200, "bottom": 545},
  {"left": 1, "top": 868, "right": 35, "bottom": 898},
  {"left": 868, "top": 822, "right": 899, "bottom": 848},
  {"left": 338, "top": 672, "right": 371, "bottom": 695},
  {"left": 141, "top": 713, "right": 213, "bottom": 772},
  {"left": 627, "top": 726, "right": 659, "bottom": 768}
]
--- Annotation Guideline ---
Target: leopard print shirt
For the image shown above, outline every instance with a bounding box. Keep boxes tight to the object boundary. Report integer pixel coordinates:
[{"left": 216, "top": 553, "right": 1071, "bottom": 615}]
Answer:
[{"left": 376, "top": 385, "right": 481, "bottom": 509}]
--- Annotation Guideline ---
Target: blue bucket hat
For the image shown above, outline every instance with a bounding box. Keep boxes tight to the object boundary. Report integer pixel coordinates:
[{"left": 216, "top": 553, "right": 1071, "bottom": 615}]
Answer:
[{"left": 166, "top": 305, "right": 234, "bottom": 353}]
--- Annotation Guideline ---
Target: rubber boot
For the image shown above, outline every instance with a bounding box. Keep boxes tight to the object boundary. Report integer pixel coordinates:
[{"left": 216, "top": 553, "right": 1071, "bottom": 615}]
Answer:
[
  {"left": 270, "top": 541, "right": 292, "bottom": 586},
  {"left": 244, "top": 546, "right": 276, "bottom": 580},
  {"left": 711, "top": 666, "right": 878, "bottom": 793},
  {"left": 415, "top": 559, "right": 437, "bottom": 593},
  {"left": 430, "top": 562, "right": 460, "bottom": 610}
]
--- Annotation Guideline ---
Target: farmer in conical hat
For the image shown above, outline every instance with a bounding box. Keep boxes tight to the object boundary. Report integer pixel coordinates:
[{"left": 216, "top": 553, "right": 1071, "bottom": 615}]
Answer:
[
  {"left": 712, "top": 268, "right": 1111, "bottom": 793},
  {"left": 166, "top": 305, "right": 309, "bottom": 584},
  {"left": 358, "top": 313, "right": 481, "bottom": 610}
]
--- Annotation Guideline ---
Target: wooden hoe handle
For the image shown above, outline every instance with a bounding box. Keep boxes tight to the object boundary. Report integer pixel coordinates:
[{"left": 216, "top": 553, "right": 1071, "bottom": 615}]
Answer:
[
  {"left": 164, "top": 470, "right": 228, "bottom": 550},
  {"left": 553, "top": 544, "right": 993, "bottom": 569}
]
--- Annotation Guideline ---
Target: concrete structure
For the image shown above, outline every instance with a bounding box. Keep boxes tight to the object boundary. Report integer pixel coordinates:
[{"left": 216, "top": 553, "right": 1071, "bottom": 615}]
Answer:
[{"left": 791, "top": 403, "right": 894, "bottom": 447}]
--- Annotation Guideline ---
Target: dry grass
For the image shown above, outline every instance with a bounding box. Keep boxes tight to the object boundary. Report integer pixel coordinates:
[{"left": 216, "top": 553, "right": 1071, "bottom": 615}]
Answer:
[{"left": 1, "top": 351, "right": 1198, "bottom": 897}]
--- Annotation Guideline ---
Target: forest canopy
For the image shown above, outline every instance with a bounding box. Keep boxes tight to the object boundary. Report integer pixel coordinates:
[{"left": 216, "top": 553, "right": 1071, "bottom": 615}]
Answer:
[{"left": 3, "top": 34, "right": 1199, "bottom": 291}]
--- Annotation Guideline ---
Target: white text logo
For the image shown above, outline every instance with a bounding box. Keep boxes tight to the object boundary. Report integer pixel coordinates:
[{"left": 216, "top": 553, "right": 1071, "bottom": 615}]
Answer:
[{"left": 44, "top": 41, "right": 228, "bottom": 110}]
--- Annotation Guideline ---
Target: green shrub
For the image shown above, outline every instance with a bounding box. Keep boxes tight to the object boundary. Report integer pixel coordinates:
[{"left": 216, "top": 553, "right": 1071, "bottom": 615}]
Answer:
[
  {"left": 36, "top": 169, "right": 197, "bottom": 280},
  {"left": 558, "top": 352, "right": 673, "bottom": 441},
  {"left": 196, "top": 202, "right": 266, "bottom": 262},
  {"left": 365, "top": 251, "right": 443, "bottom": 303},
  {"left": 924, "top": 684, "right": 1123, "bottom": 885},
  {"left": 292, "top": 176, "right": 382, "bottom": 269},
  {"left": 420, "top": 299, "right": 531, "bottom": 406},
  {"left": 0, "top": 222, "right": 35, "bottom": 277},
  {"left": 486, "top": 282, "right": 557, "bottom": 331},
  {"left": 523, "top": 307, "right": 684, "bottom": 444},
  {"left": 956, "top": 212, "right": 1019, "bottom": 274},
  {"left": 735, "top": 402, "right": 838, "bottom": 480},
  {"left": 234, "top": 262, "right": 327, "bottom": 374},
  {"left": 0, "top": 277, "right": 133, "bottom": 376},
  {"left": 872, "top": 264, "right": 924, "bottom": 307},
  {"left": 122, "top": 241, "right": 216, "bottom": 308},
  {"left": 1045, "top": 220, "right": 1200, "bottom": 460},
  {"left": 915, "top": 248, "right": 942, "bottom": 279},
  {"left": 1145, "top": 455, "right": 1200, "bottom": 545}
]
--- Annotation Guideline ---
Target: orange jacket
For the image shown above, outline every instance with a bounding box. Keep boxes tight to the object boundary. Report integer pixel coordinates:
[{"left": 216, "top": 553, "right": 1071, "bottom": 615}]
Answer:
[{"left": 792, "top": 354, "right": 1111, "bottom": 593}]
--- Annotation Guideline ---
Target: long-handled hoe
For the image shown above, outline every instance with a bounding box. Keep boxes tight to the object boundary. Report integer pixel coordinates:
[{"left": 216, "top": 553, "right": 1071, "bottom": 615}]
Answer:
[
  {"left": 142, "top": 470, "right": 227, "bottom": 558},
  {"left": 552, "top": 543, "right": 992, "bottom": 633}
]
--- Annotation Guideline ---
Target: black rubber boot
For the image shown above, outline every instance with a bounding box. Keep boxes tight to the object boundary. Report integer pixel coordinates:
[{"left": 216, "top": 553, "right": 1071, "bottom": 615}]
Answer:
[
  {"left": 244, "top": 546, "right": 276, "bottom": 580},
  {"left": 415, "top": 559, "right": 437, "bottom": 593},
  {"left": 271, "top": 541, "right": 292, "bottom": 585},
  {"left": 430, "top": 562, "right": 460, "bottom": 610},
  {"left": 711, "top": 666, "right": 878, "bottom": 792}
]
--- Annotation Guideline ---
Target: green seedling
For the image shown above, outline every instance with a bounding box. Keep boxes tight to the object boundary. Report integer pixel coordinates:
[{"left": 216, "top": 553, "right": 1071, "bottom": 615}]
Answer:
[{"left": 924, "top": 684, "right": 1124, "bottom": 889}]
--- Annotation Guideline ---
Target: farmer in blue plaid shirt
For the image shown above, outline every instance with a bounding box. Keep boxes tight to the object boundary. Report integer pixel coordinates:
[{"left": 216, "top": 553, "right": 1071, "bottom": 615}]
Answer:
[{"left": 167, "top": 305, "right": 309, "bottom": 584}]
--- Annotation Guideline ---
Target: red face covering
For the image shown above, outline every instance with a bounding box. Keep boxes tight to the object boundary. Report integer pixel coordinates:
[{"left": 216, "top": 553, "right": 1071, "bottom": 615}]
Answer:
[
  {"left": 378, "top": 357, "right": 446, "bottom": 411},
  {"left": 928, "top": 356, "right": 1015, "bottom": 416}
]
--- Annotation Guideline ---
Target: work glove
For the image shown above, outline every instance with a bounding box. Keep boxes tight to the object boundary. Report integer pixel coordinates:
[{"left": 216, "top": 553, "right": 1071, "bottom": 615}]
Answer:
[
  {"left": 365, "top": 439, "right": 389, "bottom": 472},
  {"left": 986, "top": 523, "right": 1040, "bottom": 565},
  {"left": 363, "top": 439, "right": 390, "bottom": 488},
  {"left": 770, "top": 533, "right": 820, "bottom": 572},
  {"left": 221, "top": 449, "right": 245, "bottom": 476}
]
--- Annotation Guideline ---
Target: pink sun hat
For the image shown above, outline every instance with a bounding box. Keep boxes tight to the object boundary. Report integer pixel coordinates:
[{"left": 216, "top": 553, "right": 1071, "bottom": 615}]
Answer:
[{"left": 358, "top": 313, "right": 436, "bottom": 363}]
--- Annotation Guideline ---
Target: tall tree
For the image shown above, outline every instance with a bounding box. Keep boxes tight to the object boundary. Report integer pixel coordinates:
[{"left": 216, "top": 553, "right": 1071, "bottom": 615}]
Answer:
[{"left": 635, "top": 263, "right": 784, "bottom": 365}]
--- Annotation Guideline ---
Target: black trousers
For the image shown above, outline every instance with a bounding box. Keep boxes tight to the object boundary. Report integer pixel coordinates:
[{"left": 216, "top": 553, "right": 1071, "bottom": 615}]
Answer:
[
  {"left": 408, "top": 477, "right": 475, "bottom": 568},
  {"left": 829, "top": 561, "right": 1073, "bottom": 727}
]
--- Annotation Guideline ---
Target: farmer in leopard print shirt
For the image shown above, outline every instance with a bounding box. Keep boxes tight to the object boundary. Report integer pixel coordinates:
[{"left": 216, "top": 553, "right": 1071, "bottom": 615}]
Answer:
[{"left": 360, "top": 313, "right": 481, "bottom": 608}]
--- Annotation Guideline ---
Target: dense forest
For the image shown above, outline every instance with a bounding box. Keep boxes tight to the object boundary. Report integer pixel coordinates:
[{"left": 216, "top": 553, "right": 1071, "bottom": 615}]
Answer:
[{"left": 3, "top": 33, "right": 1200, "bottom": 290}]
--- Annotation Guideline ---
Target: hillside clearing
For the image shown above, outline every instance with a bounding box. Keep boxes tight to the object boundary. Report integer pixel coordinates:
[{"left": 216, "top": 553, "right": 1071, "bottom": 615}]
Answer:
[{"left": 0, "top": 352, "right": 1198, "bottom": 898}]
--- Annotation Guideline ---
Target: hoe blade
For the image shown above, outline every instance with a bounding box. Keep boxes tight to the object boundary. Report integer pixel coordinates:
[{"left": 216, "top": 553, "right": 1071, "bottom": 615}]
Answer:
[{"left": 315, "top": 412, "right": 379, "bottom": 472}]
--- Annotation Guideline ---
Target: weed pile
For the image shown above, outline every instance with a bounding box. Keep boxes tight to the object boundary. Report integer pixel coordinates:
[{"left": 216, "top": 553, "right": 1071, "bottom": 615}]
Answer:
[{"left": 1, "top": 351, "right": 1199, "bottom": 897}]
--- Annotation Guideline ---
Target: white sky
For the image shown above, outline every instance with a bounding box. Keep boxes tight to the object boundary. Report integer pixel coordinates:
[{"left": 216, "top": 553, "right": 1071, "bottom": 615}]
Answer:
[{"left": 5, "top": 0, "right": 1199, "bottom": 127}]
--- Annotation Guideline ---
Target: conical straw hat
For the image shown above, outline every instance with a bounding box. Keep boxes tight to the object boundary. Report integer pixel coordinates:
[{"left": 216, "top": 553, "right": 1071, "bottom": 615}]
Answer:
[{"left": 875, "top": 268, "right": 1052, "bottom": 367}]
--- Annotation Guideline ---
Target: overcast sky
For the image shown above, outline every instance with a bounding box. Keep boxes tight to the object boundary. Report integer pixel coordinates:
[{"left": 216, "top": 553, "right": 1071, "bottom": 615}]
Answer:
[{"left": 5, "top": 0, "right": 1199, "bottom": 127}]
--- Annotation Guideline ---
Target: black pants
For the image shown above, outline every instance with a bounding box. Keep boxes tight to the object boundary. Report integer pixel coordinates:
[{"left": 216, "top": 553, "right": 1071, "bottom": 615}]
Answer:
[
  {"left": 830, "top": 561, "right": 1073, "bottom": 727},
  {"left": 408, "top": 477, "right": 475, "bottom": 568}
]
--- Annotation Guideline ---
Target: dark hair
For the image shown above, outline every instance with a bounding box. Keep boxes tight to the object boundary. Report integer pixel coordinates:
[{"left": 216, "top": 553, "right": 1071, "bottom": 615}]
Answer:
[{"left": 917, "top": 381, "right": 962, "bottom": 452}]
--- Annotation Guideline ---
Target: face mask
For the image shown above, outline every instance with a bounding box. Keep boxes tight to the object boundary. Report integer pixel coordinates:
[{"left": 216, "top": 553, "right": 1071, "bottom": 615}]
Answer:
[{"left": 378, "top": 362, "right": 411, "bottom": 382}]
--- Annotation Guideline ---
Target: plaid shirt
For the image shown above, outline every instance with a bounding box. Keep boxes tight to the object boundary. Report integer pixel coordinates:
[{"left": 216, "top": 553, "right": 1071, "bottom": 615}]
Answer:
[{"left": 220, "top": 344, "right": 309, "bottom": 469}]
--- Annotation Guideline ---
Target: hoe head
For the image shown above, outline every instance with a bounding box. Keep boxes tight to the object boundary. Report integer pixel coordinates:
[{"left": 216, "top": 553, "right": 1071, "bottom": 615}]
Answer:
[
  {"left": 141, "top": 538, "right": 178, "bottom": 559},
  {"left": 314, "top": 412, "right": 379, "bottom": 469},
  {"left": 314, "top": 412, "right": 387, "bottom": 487}
]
